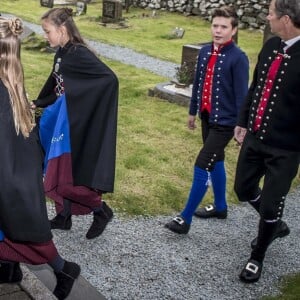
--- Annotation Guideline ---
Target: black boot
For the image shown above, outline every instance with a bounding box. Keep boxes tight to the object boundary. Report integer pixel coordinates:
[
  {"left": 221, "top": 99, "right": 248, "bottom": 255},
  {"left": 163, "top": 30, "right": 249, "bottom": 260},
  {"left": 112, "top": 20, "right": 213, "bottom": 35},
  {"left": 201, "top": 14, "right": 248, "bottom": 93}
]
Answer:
[
  {"left": 53, "top": 261, "right": 80, "bottom": 300},
  {"left": 240, "top": 219, "right": 278, "bottom": 283},
  {"left": 0, "top": 262, "right": 23, "bottom": 284},
  {"left": 50, "top": 214, "right": 72, "bottom": 230},
  {"left": 86, "top": 201, "right": 113, "bottom": 239},
  {"left": 102, "top": 201, "right": 114, "bottom": 219}
]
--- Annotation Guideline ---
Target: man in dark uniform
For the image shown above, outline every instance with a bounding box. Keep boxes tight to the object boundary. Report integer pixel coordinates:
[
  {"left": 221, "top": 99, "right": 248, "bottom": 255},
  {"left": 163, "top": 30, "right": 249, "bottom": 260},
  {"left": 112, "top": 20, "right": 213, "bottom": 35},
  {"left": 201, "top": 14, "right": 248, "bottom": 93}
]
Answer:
[{"left": 234, "top": 0, "right": 300, "bottom": 283}]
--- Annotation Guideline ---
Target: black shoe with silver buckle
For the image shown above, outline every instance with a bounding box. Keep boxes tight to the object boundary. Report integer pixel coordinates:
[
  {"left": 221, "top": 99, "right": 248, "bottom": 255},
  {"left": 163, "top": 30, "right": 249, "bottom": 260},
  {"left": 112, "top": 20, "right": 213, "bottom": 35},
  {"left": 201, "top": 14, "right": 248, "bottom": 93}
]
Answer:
[
  {"left": 194, "top": 204, "right": 227, "bottom": 219},
  {"left": 239, "top": 259, "right": 263, "bottom": 283},
  {"left": 251, "top": 220, "right": 290, "bottom": 249},
  {"left": 164, "top": 216, "right": 190, "bottom": 234}
]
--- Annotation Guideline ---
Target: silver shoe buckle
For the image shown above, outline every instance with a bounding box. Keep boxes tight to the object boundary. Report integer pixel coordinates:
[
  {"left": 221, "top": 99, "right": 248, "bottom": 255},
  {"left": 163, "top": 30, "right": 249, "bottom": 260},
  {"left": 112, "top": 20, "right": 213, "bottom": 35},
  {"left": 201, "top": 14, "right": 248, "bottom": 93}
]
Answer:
[
  {"left": 173, "top": 216, "right": 185, "bottom": 225},
  {"left": 245, "top": 262, "right": 259, "bottom": 274},
  {"left": 205, "top": 205, "right": 214, "bottom": 212}
]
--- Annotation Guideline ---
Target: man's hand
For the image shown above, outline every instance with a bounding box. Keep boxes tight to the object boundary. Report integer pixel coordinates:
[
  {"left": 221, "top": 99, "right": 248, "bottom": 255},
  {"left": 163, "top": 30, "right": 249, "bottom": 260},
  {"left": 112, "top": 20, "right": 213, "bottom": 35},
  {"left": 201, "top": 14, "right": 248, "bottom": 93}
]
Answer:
[
  {"left": 234, "top": 126, "right": 247, "bottom": 145},
  {"left": 188, "top": 115, "right": 197, "bottom": 130}
]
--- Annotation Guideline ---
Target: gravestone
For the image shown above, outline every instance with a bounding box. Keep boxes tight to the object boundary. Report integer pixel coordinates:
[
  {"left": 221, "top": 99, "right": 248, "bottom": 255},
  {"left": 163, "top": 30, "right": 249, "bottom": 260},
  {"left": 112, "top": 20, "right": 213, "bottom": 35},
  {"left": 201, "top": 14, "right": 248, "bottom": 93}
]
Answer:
[
  {"left": 102, "top": 0, "right": 122, "bottom": 23},
  {"left": 181, "top": 43, "right": 209, "bottom": 84},
  {"left": 170, "top": 27, "right": 185, "bottom": 39},
  {"left": 40, "top": 0, "right": 54, "bottom": 8},
  {"left": 76, "top": 1, "right": 87, "bottom": 16}
]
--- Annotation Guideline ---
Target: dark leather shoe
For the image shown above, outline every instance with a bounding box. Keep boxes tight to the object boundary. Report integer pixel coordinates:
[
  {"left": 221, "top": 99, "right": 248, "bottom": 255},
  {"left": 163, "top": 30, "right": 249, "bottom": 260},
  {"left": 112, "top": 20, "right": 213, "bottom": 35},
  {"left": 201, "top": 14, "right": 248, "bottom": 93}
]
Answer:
[
  {"left": 86, "top": 202, "right": 113, "bottom": 239},
  {"left": 50, "top": 214, "right": 72, "bottom": 230},
  {"left": 0, "top": 262, "right": 23, "bottom": 284},
  {"left": 194, "top": 204, "right": 227, "bottom": 219},
  {"left": 164, "top": 216, "right": 190, "bottom": 234},
  {"left": 53, "top": 261, "right": 80, "bottom": 300},
  {"left": 239, "top": 259, "right": 263, "bottom": 283},
  {"left": 251, "top": 220, "right": 290, "bottom": 249}
]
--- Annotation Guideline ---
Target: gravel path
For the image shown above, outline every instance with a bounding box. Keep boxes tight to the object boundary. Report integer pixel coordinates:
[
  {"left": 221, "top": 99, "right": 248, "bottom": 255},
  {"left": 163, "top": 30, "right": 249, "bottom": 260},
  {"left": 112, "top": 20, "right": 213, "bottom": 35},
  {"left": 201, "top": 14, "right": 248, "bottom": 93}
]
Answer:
[
  {"left": 48, "top": 188, "right": 300, "bottom": 300},
  {"left": 21, "top": 20, "right": 179, "bottom": 79},
  {"left": 6, "top": 15, "right": 300, "bottom": 299}
]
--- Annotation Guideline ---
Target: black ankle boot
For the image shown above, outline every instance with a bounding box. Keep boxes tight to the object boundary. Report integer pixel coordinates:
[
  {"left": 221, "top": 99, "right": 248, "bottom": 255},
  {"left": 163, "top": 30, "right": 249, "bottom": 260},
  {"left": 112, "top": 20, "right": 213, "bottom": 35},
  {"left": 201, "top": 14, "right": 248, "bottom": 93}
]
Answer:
[
  {"left": 102, "top": 201, "right": 114, "bottom": 219},
  {"left": 0, "top": 262, "right": 23, "bottom": 284},
  {"left": 50, "top": 214, "right": 72, "bottom": 230},
  {"left": 53, "top": 261, "right": 80, "bottom": 300},
  {"left": 86, "top": 202, "right": 113, "bottom": 239}
]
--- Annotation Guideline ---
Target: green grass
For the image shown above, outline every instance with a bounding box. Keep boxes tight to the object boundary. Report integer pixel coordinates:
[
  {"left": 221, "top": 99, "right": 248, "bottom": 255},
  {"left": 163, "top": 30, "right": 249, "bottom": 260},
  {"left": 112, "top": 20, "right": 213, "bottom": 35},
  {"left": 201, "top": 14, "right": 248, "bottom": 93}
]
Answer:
[
  {"left": 262, "top": 273, "right": 300, "bottom": 300},
  {"left": 1, "top": 0, "right": 262, "bottom": 73},
  {"left": 3, "top": 1, "right": 300, "bottom": 297}
]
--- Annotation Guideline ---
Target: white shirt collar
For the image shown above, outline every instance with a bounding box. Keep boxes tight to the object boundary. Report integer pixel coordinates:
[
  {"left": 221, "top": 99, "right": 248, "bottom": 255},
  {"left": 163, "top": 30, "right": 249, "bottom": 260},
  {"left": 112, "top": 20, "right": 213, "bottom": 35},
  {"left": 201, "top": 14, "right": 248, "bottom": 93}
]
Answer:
[{"left": 283, "top": 35, "right": 300, "bottom": 50}]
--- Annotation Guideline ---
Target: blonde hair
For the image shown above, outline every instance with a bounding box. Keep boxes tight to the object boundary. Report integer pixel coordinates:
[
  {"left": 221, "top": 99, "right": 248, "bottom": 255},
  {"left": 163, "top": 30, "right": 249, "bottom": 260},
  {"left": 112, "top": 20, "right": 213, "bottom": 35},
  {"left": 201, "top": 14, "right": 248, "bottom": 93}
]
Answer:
[{"left": 0, "top": 17, "right": 34, "bottom": 137}]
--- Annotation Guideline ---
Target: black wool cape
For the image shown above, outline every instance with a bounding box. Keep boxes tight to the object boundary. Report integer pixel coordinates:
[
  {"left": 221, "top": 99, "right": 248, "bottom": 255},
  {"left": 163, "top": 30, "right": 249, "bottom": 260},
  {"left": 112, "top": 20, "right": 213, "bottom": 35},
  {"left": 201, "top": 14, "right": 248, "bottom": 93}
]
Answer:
[
  {"left": 36, "top": 43, "right": 119, "bottom": 192},
  {"left": 0, "top": 81, "right": 52, "bottom": 243}
]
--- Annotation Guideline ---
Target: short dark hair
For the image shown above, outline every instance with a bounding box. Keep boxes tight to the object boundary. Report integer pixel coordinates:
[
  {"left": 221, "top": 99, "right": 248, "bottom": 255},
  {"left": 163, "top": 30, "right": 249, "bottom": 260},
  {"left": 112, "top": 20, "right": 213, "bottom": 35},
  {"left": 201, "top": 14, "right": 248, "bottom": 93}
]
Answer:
[
  {"left": 275, "top": 0, "right": 300, "bottom": 28},
  {"left": 211, "top": 6, "right": 239, "bottom": 28}
]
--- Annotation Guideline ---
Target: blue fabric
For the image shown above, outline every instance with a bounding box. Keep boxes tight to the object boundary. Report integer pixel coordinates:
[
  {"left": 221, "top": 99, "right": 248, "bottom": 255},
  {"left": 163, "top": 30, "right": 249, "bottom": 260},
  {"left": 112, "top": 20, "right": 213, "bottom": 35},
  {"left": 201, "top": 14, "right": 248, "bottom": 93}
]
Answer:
[
  {"left": 39, "top": 94, "right": 71, "bottom": 172},
  {"left": 211, "top": 161, "right": 227, "bottom": 211},
  {"left": 0, "top": 230, "right": 4, "bottom": 241},
  {"left": 181, "top": 166, "right": 209, "bottom": 224}
]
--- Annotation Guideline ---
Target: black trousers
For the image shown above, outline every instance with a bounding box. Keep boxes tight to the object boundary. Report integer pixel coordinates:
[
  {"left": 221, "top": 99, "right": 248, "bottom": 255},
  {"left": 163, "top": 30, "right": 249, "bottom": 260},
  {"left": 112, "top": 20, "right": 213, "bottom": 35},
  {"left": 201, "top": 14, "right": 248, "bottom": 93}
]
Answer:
[
  {"left": 234, "top": 133, "right": 300, "bottom": 220},
  {"left": 195, "top": 114, "right": 234, "bottom": 171}
]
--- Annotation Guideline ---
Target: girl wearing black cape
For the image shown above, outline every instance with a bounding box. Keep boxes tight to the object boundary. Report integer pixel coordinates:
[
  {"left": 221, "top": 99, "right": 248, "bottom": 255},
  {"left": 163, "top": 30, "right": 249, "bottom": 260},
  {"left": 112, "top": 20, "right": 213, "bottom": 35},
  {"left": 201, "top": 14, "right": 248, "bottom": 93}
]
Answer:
[
  {"left": 0, "top": 16, "right": 80, "bottom": 300},
  {"left": 32, "top": 8, "right": 119, "bottom": 239}
]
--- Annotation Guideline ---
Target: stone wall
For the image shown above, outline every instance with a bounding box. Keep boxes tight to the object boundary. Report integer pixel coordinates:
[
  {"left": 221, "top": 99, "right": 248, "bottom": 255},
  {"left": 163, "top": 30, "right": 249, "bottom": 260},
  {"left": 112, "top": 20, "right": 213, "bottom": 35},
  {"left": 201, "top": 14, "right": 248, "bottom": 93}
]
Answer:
[{"left": 133, "top": 0, "right": 269, "bottom": 30}]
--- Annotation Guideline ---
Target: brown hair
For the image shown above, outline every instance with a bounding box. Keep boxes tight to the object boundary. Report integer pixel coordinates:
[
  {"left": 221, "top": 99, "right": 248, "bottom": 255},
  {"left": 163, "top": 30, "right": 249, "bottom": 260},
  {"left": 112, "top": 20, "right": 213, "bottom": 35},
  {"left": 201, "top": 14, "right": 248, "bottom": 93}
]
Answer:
[
  {"left": 211, "top": 6, "right": 239, "bottom": 28},
  {"left": 0, "top": 17, "right": 34, "bottom": 137},
  {"left": 41, "top": 8, "right": 86, "bottom": 45}
]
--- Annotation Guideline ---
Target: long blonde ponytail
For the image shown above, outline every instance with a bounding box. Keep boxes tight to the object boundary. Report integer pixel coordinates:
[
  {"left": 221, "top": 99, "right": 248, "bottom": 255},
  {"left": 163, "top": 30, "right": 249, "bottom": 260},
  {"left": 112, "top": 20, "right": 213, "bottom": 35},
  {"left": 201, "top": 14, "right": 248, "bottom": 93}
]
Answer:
[{"left": 0, "top": 17, "right": 34, "bottom": 137}]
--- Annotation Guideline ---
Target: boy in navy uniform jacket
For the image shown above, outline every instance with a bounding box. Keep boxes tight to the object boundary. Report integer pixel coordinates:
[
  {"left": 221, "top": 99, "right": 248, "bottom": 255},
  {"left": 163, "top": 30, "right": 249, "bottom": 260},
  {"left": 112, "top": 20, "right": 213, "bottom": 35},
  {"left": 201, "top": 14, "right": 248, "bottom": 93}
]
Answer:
[{"left": 165, "top": 6, "right": 249, "bottom": 234}]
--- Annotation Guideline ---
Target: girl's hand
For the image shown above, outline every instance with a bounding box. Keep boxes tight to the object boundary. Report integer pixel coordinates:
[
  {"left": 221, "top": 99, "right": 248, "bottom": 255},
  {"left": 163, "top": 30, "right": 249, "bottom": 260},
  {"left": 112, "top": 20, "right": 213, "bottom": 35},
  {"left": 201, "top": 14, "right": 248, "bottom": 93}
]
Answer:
[{"left": 30, "top": 102, "right": 37, "bottom": 110}]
